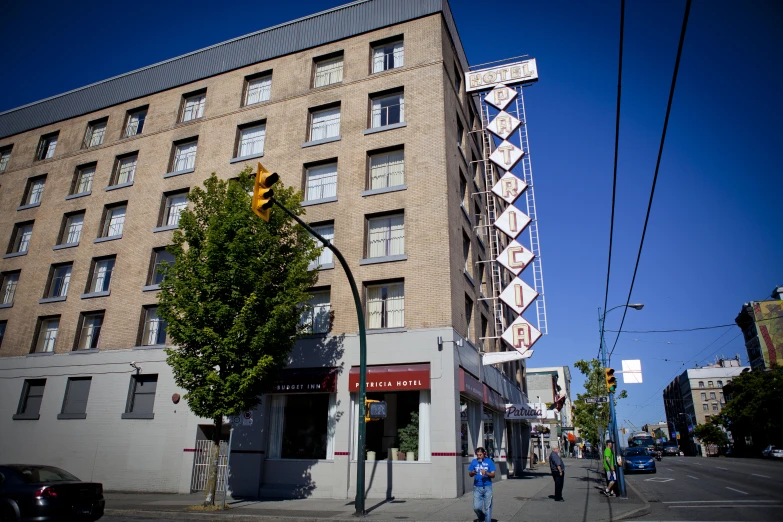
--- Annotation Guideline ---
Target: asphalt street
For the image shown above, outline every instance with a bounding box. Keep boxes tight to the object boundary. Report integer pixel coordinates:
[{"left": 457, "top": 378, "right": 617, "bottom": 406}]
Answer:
[{"left": 626, "top": 456, "right": 783, "bottom": 521}]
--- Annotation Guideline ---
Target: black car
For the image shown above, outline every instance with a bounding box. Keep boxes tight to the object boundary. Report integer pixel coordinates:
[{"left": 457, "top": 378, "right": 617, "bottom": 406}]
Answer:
[
  {"left": 663, "top": 444, "right": 679, "bottom": 456},
  {"left": 0, "top": 465, "right": 104, "bottom": 522}
]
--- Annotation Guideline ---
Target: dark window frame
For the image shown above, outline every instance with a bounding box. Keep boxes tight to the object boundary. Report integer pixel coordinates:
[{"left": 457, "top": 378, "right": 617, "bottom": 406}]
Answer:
[
  {"left": 122, "top": 374, "right": 158, "bottom": 419},
  {"left": 178, "top": 88, "right": 207, "bottom": 123},
  {"left": 58, "top": 377, "right": 92, "bottom": 419},
  {"left": 109, "top": 151, "right": 139, "bottom": 187},
  {"left": 242, "top": 70, "right": 273, "bottom": 107},
  {"left": 35, "top": 131, "right": 59, "bottom": 161},
  {"left": 73, "top": 310, "right": 105, "bottom": 351},
  {"left": 56, "top": 210, "right": 86, "bottom": 246},
  {"left": 122, "top": 105, "right": 148, "bottom": 138},
  {"left": 20, "top": 174, "right": 47, "bottom": 207},
  {"left": 70, "top": 162, "right": 97, "bottom": 196},
  {"left": 14, "top": 379, "right": 46, "bottom": 420},
  {"left": 98, "top": 201, "right": 127, "bottom": 239},
  {"left": 84, "top": 254, "right": 117, "bottom": 294},
  {"left": 42, "top": 262, "right": 73, "bottom": 299},
  {"left": 82, "top": 116, "right": 109, "bottom": 149}
]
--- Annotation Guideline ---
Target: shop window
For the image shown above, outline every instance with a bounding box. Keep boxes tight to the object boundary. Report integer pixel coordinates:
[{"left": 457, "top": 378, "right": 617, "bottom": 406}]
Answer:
[
  {"left": 268, "top": 393, "right": 336, "bottom": 460},
  {"left": 353, "top": 390, "right": 430, "bottom": 461}
]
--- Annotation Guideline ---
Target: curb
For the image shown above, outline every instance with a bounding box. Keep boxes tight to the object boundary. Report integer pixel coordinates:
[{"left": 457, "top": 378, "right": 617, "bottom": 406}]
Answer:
[
  {"left": 105, "top": 509, "right": 360, "bottom": 522},
  {"left": 612, "top": 480, "right": 652, "bottom": 521}
]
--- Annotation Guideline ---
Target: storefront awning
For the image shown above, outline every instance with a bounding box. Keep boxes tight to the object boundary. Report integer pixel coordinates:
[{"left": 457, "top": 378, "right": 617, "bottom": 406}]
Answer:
[
  {"left": 459, "top": 368, "right": 484, "bottom": 402},
  {"left": 270, "top": 367, "right": 338, "bottom": 393},
  {"left": 483, "top": 384, "right": 505, "bottom": 412},
  {"left": 567, "top": 432, "right": 577, "bottom": 442},
  {"left": 349, "top": 363, "right": 430, "bottom": 392}
]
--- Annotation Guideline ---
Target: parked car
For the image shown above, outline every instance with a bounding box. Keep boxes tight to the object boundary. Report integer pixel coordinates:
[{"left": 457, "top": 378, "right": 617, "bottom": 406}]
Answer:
[
  {"left": 663, "top": 444, "right": 679, "bottom": 456},
  {"left": 761, "top": 445, "right": 783, "bottom": 459},
  {"left": 0, "top": 465, "right": 104, "bottom": 521},
  {"left": 622, "top": 447, "right": 656, "bottom": 473}
]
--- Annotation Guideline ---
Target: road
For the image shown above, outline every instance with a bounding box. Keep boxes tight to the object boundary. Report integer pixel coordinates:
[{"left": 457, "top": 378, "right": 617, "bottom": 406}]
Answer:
[{"left": 626, "top": 456, "right": 783, "bottom": 521}]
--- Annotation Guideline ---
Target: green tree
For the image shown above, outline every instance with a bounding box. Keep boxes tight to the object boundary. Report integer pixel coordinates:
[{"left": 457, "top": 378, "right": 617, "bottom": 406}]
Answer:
[
  {"left": 157, "top": 170, "right": 319, "bottom": 506},
  {"left": 715, "top": 368, "right": 783, "bottom": 451},
  {"left": 571, "top": 359, "right": 627, "bottom": 447},
  {"left": 693, "top": 422, "right": 728, "bottom": 450}
]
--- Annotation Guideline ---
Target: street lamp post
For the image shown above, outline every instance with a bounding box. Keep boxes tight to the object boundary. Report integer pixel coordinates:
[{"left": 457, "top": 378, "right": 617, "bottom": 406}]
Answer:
[{"left": 598, "top": 303, "right": 643, "bottom": 499}]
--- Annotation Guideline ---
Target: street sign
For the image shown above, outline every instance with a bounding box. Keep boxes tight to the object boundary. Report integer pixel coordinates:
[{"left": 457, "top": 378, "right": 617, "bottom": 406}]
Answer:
[{"left": 584, "top": 396, "right": 609, "bottom": 404}]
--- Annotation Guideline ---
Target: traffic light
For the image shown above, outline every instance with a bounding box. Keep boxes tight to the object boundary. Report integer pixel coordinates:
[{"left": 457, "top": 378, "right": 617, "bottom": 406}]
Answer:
[
  {"left": 365, "top": 399, "right": 387, "bottom": 422},
  {"left": 251, "top": 163, "right": 279, "bottom": 222},
  {"left": 605, "top": 368, "right": 617, "bottom": 393}
]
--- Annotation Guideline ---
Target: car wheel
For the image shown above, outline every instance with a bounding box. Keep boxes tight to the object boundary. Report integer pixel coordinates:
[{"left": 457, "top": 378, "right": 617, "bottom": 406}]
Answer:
[{"left": 0, "top": 503, "right": 19, "bottom": 522}]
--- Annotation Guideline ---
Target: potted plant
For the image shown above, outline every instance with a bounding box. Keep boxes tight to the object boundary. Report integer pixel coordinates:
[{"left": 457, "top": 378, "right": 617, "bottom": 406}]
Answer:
[{"left": 398, "top": 411, "right": 419, "bottom": 462}]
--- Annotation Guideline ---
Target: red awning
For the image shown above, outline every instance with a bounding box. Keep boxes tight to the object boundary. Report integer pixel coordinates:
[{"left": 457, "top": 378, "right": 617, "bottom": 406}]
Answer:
[
  {"left": 567, "top": 432, "right": 577, "bottom": 442},
  {"left": 270, "top": 367, "right": 338, "bottom": 393},
  {"left": 349, "top": 363, "right": 430, "bottom": 392}
]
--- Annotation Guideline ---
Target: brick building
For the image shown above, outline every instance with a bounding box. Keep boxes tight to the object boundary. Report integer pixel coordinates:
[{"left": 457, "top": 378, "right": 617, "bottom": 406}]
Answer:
[{"left": 0, "top": 0, "right": 535, "bottom": 498}]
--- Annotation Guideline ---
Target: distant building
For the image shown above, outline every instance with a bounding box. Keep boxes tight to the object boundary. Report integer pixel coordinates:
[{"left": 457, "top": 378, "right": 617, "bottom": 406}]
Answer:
[
  {"left": 735, "top": 286, "right": 783, "bottom": 370},
  {"left": 642, "top": 422, "right": 668, "bottom": 442},
  {"left": 526, "top": 366, "right": 573, "bottom": 454},
  {"left": 662, "top": 358, "right": 748, "bottom": 455}
]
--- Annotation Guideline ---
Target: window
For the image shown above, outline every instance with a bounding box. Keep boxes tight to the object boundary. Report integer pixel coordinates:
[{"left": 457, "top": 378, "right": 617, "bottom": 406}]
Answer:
[
  {"left": 708, "top": 381, "right": 713, "bottom": 387},
  {"left": 366, "top": 281, "right": 404, "bottom": 329},
  {"left": 463, "top": 233, "right": 473, "bottom": 278},
  {"left": 140, "top": 306, "right": 167, "bottom": 346},
  {"left": 720, "top": 392, "right": 724, "bottom": 402},
  {"left": 0, "top": 145, "right": 12, "bottom": 172},
  {"left": 245, "top": 73, "right": 272, "bottom": 105},
  {"left": 480, "top": 316, "right": 489, "bottom": 350},
  {"left": 372, "top": 39, "right": 403, "bottom": 73},
  {"left": 14, "top": 379, "right": 46, "bottom": 420},
  {"left": 123, "top": 374, "right": 158, "bottom": 419},
  {"left": 180, "top": 91, "right": 206, "bottom": 122},
  {"left": 702, "top": 404, "right": 708, "bottom": 411},
  {"left": 75, "top": 312, "right": 103, "bottom": 351},
  {"left": 460, "top": 175, "right": 468, "bottom": 210},
  {"left": 160, "top": 191, "right": 188, "bottom": 228},
  {"left": 367, "top": 214, "right": 404, "bottom": 258},
  {"left": 59, "top": 377, "right": 92, "bottom": 419},
  {"left": 368, "top": 149, "right": 404, "bottom": 190},
  {"left": 45, "top": 264, "right": 72, "bottom": 299},
  {"left": 86, "top": 256, "right": 115, "bottom": 294},
  {"left": 305, "top": 163, "right": 337, "bottom": 201},
  {"left": 717, "top": 380, "right": 723, "bottom": 387},
  {"left": 698, "top": 381, "right": 704, "bottom": 388},
  {"left": 58, "top": 212, "right": 84, "bottom": 246},
  {"left": 8, "top": 222, "right": 33, "bottom": 254},
  {"left": 71, "top": 164, "right": 95, "bottom": 195},
  {"left": 124, "top": 107, "right": 147, "bottom": 137},
  {"left": 309, "top": 107, "right": 341, "bottom": 142},
  {"left": 1, "top": 271, "right": 19, "bottom": 306},
  {"left": 355, "top": 390, "right": 430, "bottom": 462},
  {"left": 455, "top": 64, "right": 462, "bottom": 92},
  {"left": 712, "top": 403, "right": 719, "bottom": 411},
  {"left": 268, "top": 393, "right": 335, "bottom": 459},
  {"left": 99, "top": 204, "right": 126, "bottom": 238},
  {"left": 700, "top": 392, "right": 706, "bottom": 400},
  {"left": 171, "top": 139, "right": 197, "bottom": 173},
  {"left": 710, "top": 392, "right": 716, "bottom": 400},
  {"left": 475, "top": 202, "right": 484, "bottom": 243},
  {"left": 465, "top": 295, "right": 474, "bottom": 339},
  {"left": 309, "top": 223, "right": 334, "bottom": 269},
  {"left": 33, "top": 316, "right": 60, "bottom": 353},
  {"left": 457, "top": 118, "right": 464, "bottom": 152},
  {"left": 22, "top": 175, "right": 46, "bottom": 206},
  {"left": 148, "top": 248, "right": 174, "bottom": 286},
  {"left": 370, "top": 92, "right": 404, "bottom": 128},
  {"left": 36, "top": 132, "right": 58, "bottom": 160},
  {"left": 110, "top": 153, "right": 137, "bottom": 186},
  {"left": 478, "top": 263, "right": 488, "bottom": 297},
  {"left": 299, "top": 289, "right": 331, "bottom": 335},
  {"left": 313, "top": 55, "right": 343, "bottom": 87},
  {"left": 236, "top": 122, "right": 266, "bottom": 158},
  {"left": 0, "top": 320, "right": 6, "bottom": 348},
  {"left": 83, "top": 118, "right": 107, "bottom": 148}
]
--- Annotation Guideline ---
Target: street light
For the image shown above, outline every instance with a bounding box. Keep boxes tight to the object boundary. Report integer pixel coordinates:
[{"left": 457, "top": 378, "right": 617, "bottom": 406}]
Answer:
[{"left": 598, "top": 303, "right": 644, "bottom": 499}]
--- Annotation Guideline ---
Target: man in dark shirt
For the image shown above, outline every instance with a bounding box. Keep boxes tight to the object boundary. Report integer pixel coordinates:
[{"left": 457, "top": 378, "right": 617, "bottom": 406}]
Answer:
[{"left": 549, "top": 444, "right": 565, "bottom": 501}]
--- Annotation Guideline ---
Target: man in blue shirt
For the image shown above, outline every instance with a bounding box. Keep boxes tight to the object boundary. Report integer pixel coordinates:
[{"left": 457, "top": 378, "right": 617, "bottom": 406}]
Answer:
[{"left": 468, "top": 446, "right": 496, "bottom": 522}]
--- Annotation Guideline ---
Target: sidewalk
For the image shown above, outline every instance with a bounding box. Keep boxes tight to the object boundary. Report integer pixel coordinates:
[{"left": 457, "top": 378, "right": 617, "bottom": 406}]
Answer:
[{"left": 104, "top": 459, "right": 649, "bottom": 522}]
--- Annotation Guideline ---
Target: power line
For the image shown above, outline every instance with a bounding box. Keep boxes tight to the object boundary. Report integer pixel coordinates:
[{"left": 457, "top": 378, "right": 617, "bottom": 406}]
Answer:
[
  {"left": 607, "top": 324, "right": 734, "bottom": 333},
  {"left": 609, "top": 0, "right": 692, "bottom": 358},
  {"left": 600, "top": 0, "right": 626, "bottom": 361}
]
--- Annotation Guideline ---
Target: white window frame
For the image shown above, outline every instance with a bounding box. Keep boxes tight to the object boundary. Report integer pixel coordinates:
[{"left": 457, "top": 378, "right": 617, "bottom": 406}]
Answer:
[
  {"left": 26, "top": 177, "right": 46, "bottom": 205},
  {"left": 35, "top": 318, "right": 59, "bottom": 353},
  {"left": 124, "top": 108, "right": 147, "bottom": 137},
  {"left": 309, "top": 224, "right": 334, "bottom": 269},
  {"left": 172, "top": 141, "right": 197, "bottom": 172},
  {"left": 102, "top": 205, "right": 126, "bottom": 238},
  {"left": 73, "top": 166, "right": 95, "bottom": 195},
  {"left": 62, "top": 213, "right": 84, "bottom": 245},
  {"left": 181, "top": 93, "right": 205, "bottom": 122},
  {"left": 89, "top": 258, "right": 115, "bottom": 293},
  {"left": 366, "top": 282, "right": 404, "bottom": 329},
  {"left": 367, "top": 214, "right": 404, "bottom": 258},
  {"left": 305, "top": 163, "right": 337, "bottom": 201},
  {"left": 2, "top": 272, "right": 19, "bottom": 305},
  {"left": 77, "top": 312, "right": 103, "bottom": 351},
  {"left": 141, "top": 306, "right": 167, "bottom": 346},
  {"left": 0, "top": 148, "right": 11, "bottom": 172},
  {"left": 245, "top": 75, "right": 272, "bottom": 105},
  {"left": 12, "top": 224, "right": 33, "bottom": 253},
  {"left": 164, "top": 193, "right": 188, "bottom": 227},
  {"left": 112, "top": 155, "right": 137, "bottom": 186},
  {"left": 150, "top": 248, "right": 174, "bottom": 286},
  {"left": 48, "top": 264, "right": 72, "bottom": 298},
  {"left": 369, "top": 150, "right": 404, "bottom": 190},
  {"left": 237, "top": 124, "right": 266, "bottom": 158},
  {"left": 314, "top": 56, "right": 343, "bottom": 87},
  {"left": 83, "top": 120, "right": 107, "bottom": 148},
  {"left": 309, "top": 107, "right": 341, "bottom": 141},
  {"left": 372, "top": 40, "right": 404, "bottom": 73},
  {"left": 38, "top": 134, "right": 58, "bottom": 160},
  {"left": 299, "top": 290, "right": 331, "bottom": 335},
  {"left": 370, "top": 93, "right": 404, "bottom": 128}
]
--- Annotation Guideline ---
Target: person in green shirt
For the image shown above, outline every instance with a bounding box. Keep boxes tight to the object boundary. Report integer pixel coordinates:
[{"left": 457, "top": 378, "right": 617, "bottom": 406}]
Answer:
[{"left": 602, "top": 440, "right": 616, "bottom": 497}]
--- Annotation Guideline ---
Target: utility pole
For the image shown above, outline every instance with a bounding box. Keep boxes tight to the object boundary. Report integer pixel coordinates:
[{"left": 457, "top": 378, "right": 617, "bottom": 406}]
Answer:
[{"left": 599, "top": 307, "right": 626, "bottom": 498}]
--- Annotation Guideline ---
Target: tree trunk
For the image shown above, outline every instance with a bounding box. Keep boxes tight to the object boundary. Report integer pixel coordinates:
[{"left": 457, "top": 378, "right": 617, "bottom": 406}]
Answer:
[{"left": 203, "top": 418, "right": 222, "bottom": 507}]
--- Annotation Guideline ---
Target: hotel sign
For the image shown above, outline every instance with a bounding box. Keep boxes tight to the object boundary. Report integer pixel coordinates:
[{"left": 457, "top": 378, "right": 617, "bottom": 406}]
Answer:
[
  {"left": 501, "top": 315, "right": 542, "bottom": 352},
  {"left": 466, "top": 59, "right": 538, "bottom": 92},
  {"left": 504, "top": 402, "right": 545, "bottom": 420}
]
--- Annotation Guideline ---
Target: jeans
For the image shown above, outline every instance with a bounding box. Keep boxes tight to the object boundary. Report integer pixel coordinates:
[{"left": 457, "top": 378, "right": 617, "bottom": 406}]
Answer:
[
  {"left": 473, "top": 484, "right": 493, "bottom": 522},
  {"left": 552, "top": 471, "right": 564, "bottom": 500}
]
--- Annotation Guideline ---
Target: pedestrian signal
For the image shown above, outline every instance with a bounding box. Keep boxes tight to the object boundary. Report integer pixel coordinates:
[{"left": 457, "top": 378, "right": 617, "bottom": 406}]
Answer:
[
  {"left": 605, "top": 368, "right": 617, "bottom": 393},
  {"left": 365, "top": 400, "right": 387, "bottom": 422},
  {"left": 251, "top": 163, "right": 279, "bottom": 222}
]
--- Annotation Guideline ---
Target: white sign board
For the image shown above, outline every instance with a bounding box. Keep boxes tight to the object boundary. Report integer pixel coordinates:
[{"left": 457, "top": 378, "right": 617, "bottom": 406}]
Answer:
[
  {"left": 484, "top": 84, "right": 518, "bottom": 110},
  {"left": 622, "top": 360, "right": 643, "bottom": 384},
  {"left": 487, "top": 111, "right": 521, "bottom": 140},
  {"left": 466, "top": 59, "right": 539, "bottom": 92},
  {"left": 489, "top": 140, "right": 525, "bottom": 171},
  {"left": 501, "top": 315, "right": 542, "bottom": 351},
  {"left": 491, "top": 172, "right": 527, "bottom": 204},
  {"left": 494, "top": 205, "right": 531, "bottom": 239},
  {"left": 483, "top": 349, "right": 533, "bottom": 365},
  {"left": 504, "top": 402, "right": 545, "bottom": 420},
  {"left": 499, "top": 277, "right": 538, "bottom": 315},
  {"left": 497, "top": 240, "right": 534, "bottom": 276}
]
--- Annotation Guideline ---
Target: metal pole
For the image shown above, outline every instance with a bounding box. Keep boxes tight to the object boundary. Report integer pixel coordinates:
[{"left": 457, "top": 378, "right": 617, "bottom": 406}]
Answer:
[
  {"left": 221, "top": 426, "right": 234, "bottom": 511},
  {"left": 599, "top": 307, "right": 627, "bottom": 498},
  {"left": 271, "top": 199, "right": 368, "bottom": 516}
]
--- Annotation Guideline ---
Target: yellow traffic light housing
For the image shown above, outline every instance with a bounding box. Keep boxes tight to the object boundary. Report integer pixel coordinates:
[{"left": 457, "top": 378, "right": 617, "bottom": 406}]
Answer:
[
  {"left": 364, "top": 399, "right": 387, "bottom": 422},
  {"left": 605, "top": 368, "right": 617, "bottom": 393},
  {"left": 251, "top": 163, "right": 279, "bottom": 222}
]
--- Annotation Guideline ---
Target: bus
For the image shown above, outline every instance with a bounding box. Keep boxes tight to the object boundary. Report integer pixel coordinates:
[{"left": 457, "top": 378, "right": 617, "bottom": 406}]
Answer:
[{"left": 628, "top": 431, "right": 656, "bottom": 452}]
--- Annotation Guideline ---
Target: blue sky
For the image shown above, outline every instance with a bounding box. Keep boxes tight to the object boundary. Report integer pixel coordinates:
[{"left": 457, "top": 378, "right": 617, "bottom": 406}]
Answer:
[{"left": 2, "top": 0, "right": 781, "bottom": 430}]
